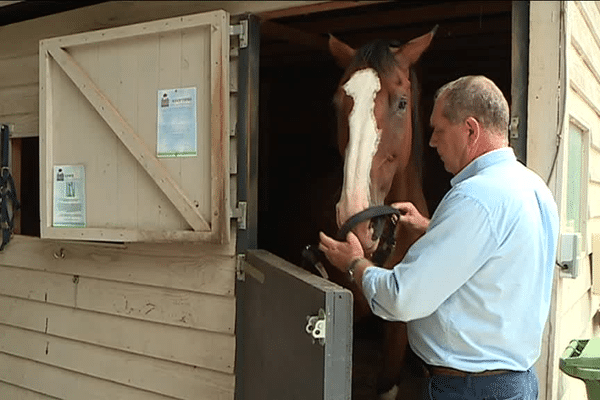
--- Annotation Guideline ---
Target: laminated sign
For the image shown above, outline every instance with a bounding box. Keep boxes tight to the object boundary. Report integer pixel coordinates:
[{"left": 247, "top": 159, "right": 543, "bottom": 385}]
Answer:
[
  {"left": 53, "top": 165, "right": 86, "bottom": 227},
  {"left": 157, "top": 87, "right": 198, "bottom": 157}
]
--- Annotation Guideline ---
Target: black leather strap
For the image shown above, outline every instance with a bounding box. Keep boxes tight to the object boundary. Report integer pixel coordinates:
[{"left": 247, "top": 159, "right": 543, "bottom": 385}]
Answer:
[
  {"left": 301, "top": 205, "right": 401, "bottom": 274},
  {"left": 336, "top": 205, "right": 400, "bottom": 240}
]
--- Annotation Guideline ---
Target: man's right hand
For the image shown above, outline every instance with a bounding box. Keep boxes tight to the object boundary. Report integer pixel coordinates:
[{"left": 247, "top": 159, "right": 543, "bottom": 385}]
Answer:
[{"left": 392, "top": 202, "right": 430, "bottom": 237}]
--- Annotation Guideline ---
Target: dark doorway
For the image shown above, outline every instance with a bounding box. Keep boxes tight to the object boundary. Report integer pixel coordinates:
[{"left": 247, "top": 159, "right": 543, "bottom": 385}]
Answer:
[{"left": 256, "top": 2, "right": 513, "bottom": 397}]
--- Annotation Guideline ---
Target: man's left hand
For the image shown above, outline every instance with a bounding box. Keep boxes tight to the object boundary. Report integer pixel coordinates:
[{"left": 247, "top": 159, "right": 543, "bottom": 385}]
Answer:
[{"left": 318, "top": 231, "right": 364, "bottom": 273}]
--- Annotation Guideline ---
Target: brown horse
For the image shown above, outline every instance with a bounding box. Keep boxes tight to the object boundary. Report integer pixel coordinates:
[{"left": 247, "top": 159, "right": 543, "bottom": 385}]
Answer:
[{"left": 328, "top": 29, "right": 435, "bottom": 399}]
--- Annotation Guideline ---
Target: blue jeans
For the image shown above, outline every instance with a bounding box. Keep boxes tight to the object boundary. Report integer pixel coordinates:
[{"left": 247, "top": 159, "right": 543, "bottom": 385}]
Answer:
[{"left": 422, "top": 368, "right": 539, "bottom": 400}]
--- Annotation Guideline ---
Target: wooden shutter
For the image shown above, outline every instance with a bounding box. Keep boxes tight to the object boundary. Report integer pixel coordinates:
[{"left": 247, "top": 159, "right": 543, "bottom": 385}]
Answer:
[{"left": 39, "top": 10, "right": 231, "bottom": 243}]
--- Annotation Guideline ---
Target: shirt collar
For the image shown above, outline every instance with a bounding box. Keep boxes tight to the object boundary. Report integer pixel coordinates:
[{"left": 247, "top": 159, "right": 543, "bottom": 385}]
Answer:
[{"left": 450, "top": 147, "right": 516, "bottom": 187}]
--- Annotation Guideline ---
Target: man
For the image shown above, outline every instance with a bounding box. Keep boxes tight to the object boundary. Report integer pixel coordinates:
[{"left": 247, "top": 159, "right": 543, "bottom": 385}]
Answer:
[{"left": 319, "top": 75, "right": 559, "bottom": 399}]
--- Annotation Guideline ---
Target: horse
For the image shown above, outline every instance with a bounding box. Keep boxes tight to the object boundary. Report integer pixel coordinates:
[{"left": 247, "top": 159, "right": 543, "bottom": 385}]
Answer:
[{"left": 327, "top": 29, "right": 436, "bottom": 399}]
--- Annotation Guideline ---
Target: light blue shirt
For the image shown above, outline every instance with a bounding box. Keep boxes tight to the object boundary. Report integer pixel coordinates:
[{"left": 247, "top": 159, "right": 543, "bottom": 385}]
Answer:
[{"left": 362, "top": 148, "right": 559, "bottom": 372}]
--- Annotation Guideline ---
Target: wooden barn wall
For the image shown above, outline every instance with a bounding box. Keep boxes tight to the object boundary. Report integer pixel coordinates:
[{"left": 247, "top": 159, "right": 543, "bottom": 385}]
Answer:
[
  {"left": 547, "top": 2, "right": 600, "bottom": 400},
  {"left": 0, "top": 236, "right": 237, "bottom": 399},
  {"left": 0, "top": 1, "right": 320, "bottom": 399},
  {"left": 0, "top": 0, "right": 323, "bottom": 138}
]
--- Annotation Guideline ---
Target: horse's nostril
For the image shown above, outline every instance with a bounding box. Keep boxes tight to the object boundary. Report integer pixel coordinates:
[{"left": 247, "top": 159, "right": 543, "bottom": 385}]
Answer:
[{"left": 398, "top": 98, "right": 408, "bottom": 111}]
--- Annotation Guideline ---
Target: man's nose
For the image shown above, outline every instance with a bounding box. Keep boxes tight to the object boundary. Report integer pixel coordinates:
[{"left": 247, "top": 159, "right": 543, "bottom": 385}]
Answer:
[{"left": 429, "top": 134, "right": 437, "bottom": 148}]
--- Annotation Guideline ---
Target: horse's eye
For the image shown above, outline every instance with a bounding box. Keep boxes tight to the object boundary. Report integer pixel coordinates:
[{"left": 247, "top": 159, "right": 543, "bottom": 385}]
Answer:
[{"left": 398, "top": 97, "right": 408, "bottom": 112}]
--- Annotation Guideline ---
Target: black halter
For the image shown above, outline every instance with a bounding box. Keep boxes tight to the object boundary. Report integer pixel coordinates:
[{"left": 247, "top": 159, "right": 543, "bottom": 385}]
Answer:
[
  {"left": 336, "top": 205, "right": 400, "bottom": 266},
  {"left": 302, "top": 205, "right": 400, "bottom": 275},
  {"left": 336, "top": 205, "right": 400, "bottom": 241}
]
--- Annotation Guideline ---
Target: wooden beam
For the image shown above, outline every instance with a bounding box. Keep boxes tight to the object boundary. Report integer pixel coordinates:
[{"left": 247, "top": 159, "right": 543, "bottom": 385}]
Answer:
[
  {"left": 257, "top": 1, "right": 391, "bottom": 21},
  {"left": 334, "top": 15, "right": 511, "bottom": 48},
  {"left": 287, "top": 1, "right": 512, "bottom": 35},
  {"left": 261, "top": 19, "right": 329, "bottom": 53},
  {"left": 0, "top": 235, "right": 235, "bottom": 294},
  {"left": 45, "top": 45, "right": 210, "bottom": 232}
]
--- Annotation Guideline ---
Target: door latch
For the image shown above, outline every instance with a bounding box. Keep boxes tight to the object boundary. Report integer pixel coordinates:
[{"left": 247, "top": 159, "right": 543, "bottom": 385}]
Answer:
[{"left": 305, "top": 309, "right": 326, "bottom": 345}]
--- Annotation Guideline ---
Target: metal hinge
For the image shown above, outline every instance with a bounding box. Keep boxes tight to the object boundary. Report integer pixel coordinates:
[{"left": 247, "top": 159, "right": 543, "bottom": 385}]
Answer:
[
  {"left": 236, "top": 254, "right": 246, "bottom": 281},
  {"left": 509, "top": 116, "right": 519, "bottom": 139},
  {"left": 236, "top": 254, "right": 265, "bottom": 283},
  {"left": 305, "top": 309, "right": 326, "bottom": 346},
  {"left": 232, "top": 201, "right": 247, "bottom": 230},
  {"left": 229, "top": 20, "right": 248, "bottom": 48},
  {"left": 1, "top": 123, "right": 14, "bottom": 137}
]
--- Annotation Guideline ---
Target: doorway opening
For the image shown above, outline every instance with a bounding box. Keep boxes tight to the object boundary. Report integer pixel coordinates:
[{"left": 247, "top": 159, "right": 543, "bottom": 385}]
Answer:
[{"left": 257, "top": 2, "right": 512, "bottom": 397}]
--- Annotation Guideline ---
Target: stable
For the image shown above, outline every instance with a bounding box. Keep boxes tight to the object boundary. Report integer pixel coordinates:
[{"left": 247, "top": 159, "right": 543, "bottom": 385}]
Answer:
[{"left": 0, "top": 1, "right": 597, "bottom": 400}]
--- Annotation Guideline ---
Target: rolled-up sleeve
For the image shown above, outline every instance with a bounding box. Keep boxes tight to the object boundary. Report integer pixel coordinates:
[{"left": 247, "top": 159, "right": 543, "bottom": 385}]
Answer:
[{"left": 361, "top": 192, "right": 499, "bottom": 321}]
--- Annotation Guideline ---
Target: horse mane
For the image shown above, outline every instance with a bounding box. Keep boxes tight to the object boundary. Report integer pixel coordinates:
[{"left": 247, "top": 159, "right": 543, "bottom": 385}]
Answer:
[{"left": 342, "top": 39, "right": 404, "bottom": 82}]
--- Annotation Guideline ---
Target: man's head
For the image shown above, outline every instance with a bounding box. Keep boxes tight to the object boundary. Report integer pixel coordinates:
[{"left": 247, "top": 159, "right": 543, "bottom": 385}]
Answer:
[{"left": 429, "top": 75, "right": 509, "bottom": 175}]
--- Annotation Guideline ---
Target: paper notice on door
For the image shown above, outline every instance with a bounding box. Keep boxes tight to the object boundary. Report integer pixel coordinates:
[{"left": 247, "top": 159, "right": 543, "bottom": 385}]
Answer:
[
  {"left": 53, "top": 165, "right": 86, "bottom": 227},
  {"left": 157, "top": 87, "right": 197, "bottom": 157}
]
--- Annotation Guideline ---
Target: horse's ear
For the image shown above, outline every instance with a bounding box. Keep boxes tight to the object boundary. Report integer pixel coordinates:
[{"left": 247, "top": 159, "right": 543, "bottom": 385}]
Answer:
[
  {"left": 398, "top": 25, "right": 438, "bottom": 66},
  {"left": 329, "top": 34, "right": 356, "bottom": 69}
]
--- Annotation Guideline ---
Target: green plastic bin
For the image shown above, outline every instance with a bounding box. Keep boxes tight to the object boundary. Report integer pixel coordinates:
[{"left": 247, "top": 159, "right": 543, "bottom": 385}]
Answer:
[{"left": 560, "top": 338, "right": 600, "bottom": 400}]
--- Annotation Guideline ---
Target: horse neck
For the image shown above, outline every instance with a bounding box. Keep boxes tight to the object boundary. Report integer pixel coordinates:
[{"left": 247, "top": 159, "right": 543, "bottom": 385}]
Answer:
[
  {"left": 387, "top": 155, "right": 428, "bottom": 214},
  {"left": 386, "top": 68, "right": 429, "bottom": 219},
  {"left": 383, "top": 154, "right": 429, "bottom": 268}
]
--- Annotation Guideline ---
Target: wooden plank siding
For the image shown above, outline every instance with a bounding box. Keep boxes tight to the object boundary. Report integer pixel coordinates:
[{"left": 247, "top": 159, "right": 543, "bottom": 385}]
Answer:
[
  {"left": 552, "top": 2, "right": 600, "bottom": 400},
  {"left": 0, "top": 1, "right": 322, "bottom": 138},
  {"left": 0, "top": 236, "right": 236, "bottom": 399},
  {"left": 0, "top": 265, "right": 235, "bottom": 333},
  {"left": 0, "top": 296, "right": 234, "bottom": 373},
  {"left": 0, "top": 352, "right": 182, "bottom": 400},
  {"left": 0, "top": 325, "right": 233, "bottom": 400},
  {"left": 0, "top": 55, "right": 39, "bottom": 137},
  {"left": 0, "top": 380, "right": 62, "bottom": 400}
]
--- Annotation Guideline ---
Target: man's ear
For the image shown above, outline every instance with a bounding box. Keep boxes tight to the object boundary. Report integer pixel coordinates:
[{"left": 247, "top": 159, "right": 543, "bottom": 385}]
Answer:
[{"left": 465, "top": 117, "right": 480, "bottom": 144}]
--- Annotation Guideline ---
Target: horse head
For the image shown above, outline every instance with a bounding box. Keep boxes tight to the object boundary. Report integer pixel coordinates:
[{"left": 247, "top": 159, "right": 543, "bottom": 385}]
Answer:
[{"left": 329, "top": 29, "right": 435, "bottom": 263}]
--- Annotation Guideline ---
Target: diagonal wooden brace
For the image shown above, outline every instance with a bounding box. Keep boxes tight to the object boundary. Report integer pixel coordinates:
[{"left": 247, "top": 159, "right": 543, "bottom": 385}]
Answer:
[{"left": 47, "top": 45, "right": 210, "bottom": 232}]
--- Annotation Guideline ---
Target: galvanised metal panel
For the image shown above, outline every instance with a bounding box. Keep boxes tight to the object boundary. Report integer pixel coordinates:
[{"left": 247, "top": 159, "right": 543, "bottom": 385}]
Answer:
[{"left": 237, "top": 249, "right": 352, "bottom": 400}]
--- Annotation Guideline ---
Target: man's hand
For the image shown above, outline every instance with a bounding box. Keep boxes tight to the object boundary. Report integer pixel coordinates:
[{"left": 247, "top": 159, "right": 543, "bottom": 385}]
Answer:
[
  {"left": 392, "top": 202, "right": 430, "bottom": 237},
  {"left": 319, "top": 231, "right": 371, "bottom": 290},
  {"left": 318, "top": 231, "right": 364, "bottom": 272}
]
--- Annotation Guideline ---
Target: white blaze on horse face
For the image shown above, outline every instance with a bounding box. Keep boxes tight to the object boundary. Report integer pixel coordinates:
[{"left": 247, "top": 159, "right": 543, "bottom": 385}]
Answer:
[{"left": 337, "top": 68, "right": 381, "bottom": 228}]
